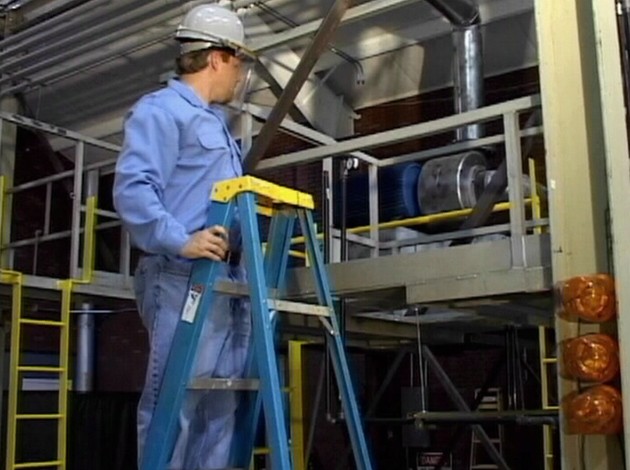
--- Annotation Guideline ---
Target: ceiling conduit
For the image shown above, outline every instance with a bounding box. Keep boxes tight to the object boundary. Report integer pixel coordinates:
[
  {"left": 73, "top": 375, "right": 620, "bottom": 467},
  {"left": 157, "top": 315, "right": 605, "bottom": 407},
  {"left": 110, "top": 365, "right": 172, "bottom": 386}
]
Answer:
[{"left": 0, "top": 0, "right": 176, "bottom": 79}]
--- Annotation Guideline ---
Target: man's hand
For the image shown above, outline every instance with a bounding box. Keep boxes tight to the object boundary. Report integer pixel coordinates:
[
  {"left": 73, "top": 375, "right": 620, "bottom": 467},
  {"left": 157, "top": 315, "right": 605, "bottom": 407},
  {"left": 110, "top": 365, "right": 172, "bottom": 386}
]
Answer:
[{"left": 180, "top": 225, "right": 229, "bottom": 261}]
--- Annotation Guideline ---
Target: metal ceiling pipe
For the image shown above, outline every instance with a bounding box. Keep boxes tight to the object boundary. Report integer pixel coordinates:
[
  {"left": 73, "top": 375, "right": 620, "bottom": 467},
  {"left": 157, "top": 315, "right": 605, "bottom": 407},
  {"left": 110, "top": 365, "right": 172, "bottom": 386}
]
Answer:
[
  {"left": 5, "top": 0, "right": 91, "bottom": 34},
  {"left": 0, "top": 28, "right": 171, "bottom": 97},
  {"left": 0, "top": 0, "right": 108, "bottom": 50},
  {"left": 0, "top": 0, "right": 174, "bottom": 74},
  {"left": 0, "top": 0, "right": 167, "bottom": 67},
  {"left": 0, "top": 4, "right": 182, "bottom": 87},
  {"left": 426, "top": 0, "right": 483, "bottom": 141}
]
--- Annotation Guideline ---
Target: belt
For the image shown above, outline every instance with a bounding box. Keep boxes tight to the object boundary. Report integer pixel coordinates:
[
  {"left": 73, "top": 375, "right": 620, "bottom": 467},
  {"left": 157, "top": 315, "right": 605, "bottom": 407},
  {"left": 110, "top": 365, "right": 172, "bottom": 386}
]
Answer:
[{"left": 138, "top": 250, "right": 241, "bottom": 266}]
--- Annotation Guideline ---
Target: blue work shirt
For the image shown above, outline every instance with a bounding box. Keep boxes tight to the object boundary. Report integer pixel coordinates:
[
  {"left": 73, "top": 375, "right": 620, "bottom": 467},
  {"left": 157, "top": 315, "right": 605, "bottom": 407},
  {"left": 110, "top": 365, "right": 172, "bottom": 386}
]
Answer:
[{"left": 113, "top": 78, "right": 243, "bottom": 256}]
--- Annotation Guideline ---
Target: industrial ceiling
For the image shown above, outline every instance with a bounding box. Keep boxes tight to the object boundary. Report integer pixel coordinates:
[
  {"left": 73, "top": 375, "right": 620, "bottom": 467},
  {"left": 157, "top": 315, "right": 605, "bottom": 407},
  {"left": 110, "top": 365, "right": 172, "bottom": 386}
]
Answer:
[{"left": 0, "top": 0, "right": 537, "bottom": 147}]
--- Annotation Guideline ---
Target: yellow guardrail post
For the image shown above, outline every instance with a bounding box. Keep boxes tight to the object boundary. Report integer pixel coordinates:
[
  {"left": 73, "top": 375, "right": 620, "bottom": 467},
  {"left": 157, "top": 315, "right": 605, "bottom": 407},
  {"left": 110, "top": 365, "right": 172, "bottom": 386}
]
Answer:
[
  {"left": 52, "top": 194, "right": 97, "bottom": 469},
  {"left": 2, "top": 270, "right": 22, "bottom": 470},
  {"left": 289, "top": 341, "right": 309, "bottom": 470}
]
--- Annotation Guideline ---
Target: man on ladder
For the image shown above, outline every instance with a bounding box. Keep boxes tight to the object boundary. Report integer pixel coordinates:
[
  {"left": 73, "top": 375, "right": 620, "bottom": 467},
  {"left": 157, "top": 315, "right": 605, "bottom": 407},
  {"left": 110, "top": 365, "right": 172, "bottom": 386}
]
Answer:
[{"left": 113, "top": 4, "right": 257, "bottom": 469}]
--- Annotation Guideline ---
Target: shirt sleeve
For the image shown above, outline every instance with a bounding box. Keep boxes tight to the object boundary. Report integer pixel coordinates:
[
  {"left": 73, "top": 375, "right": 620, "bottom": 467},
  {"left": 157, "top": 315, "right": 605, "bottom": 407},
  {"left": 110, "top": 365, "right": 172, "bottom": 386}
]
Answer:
[{"left": 113, "top": 101, "right": 189, "bottom": 256}]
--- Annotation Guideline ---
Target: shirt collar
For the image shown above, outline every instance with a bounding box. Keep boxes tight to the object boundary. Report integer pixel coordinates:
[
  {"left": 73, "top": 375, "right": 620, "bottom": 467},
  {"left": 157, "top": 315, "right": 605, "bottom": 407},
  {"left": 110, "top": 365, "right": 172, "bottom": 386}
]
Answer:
[
  {"left": 168, "top": 78, "right": 228, "bottom": 122},
  {"left": 168, "top": 78, "right": 207, "bottom": 109}
]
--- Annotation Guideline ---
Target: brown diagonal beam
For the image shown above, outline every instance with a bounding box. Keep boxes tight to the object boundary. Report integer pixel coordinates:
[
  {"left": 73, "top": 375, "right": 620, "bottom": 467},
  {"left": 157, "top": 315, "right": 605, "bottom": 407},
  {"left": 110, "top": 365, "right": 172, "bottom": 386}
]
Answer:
[{"left": 243, "top": 0, "right": 352, "bottom": 173}]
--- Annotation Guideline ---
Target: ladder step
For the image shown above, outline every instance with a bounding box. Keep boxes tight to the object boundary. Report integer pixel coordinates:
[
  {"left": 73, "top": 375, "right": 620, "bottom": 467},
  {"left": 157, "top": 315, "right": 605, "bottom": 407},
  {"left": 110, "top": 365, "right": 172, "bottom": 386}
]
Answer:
[
  {"left": 18, "top": 366, "right": 64, "bottom": 373},
  {"left": 269, "top": 299, "right": 331, "bottom": 317},
  {"left": 188, "top": 378, "right": 260, "bottom": 391},
  {"left": 213, "top": 282, "right": 330, "bottom": 316},
  {"left": 19, "top": 318, "right": 64, "bottom": 327},
  {"left": 14, "top": 461, "right": 64, "bottom": 469},
  {"left": 16, "top": 414, "right": 63, "bottom": 420},
  {"left": 213, "top": 280, "right": 274, "bottom": 297}
]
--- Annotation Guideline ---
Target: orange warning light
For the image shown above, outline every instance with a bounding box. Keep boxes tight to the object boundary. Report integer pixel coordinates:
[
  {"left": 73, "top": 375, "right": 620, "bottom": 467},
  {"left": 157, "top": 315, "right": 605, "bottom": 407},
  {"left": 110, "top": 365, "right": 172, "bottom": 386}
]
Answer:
[
  {"left": 563, "top": 385, "right": 623, "bottom": 435},
  {"left": 560, "top": 334, "right": 619, "bottom": 383},
  {"left": 559, "top": 274, "right": 616, "bottom": 322}
]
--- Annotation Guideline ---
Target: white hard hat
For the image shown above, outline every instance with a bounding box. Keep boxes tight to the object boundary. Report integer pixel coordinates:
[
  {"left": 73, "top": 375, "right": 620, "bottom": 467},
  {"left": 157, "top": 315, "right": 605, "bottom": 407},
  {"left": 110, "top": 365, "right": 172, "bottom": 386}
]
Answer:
[{"left": 175, "top": 4, "right": 255, "bottom": 58}]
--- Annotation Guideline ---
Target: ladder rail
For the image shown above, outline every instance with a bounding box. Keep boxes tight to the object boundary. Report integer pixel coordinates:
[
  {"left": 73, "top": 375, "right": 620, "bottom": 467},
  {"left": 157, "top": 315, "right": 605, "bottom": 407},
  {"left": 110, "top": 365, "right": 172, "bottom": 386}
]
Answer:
[
  {"left": 140, "top": 200, "right": 235, "bottom": 470},
  {"left": 298, "top": 209, "right": 374, "bottom": 470},
  {"left": 230, "top": 207, "right": 296, "bottom": 469},
  {"left": 238, "top": 193, "right": 293, "bottom": 470}
]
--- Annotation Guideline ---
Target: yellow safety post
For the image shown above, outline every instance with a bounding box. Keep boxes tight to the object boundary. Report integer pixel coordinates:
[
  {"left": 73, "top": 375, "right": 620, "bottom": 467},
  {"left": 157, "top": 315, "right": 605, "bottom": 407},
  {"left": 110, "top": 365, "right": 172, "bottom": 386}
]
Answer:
[
  {"left": 289, "top": 341, "right": 309, "bottom": 470},
  {"left": 2, "top": 270, "right": 25, "bottom": 470}
]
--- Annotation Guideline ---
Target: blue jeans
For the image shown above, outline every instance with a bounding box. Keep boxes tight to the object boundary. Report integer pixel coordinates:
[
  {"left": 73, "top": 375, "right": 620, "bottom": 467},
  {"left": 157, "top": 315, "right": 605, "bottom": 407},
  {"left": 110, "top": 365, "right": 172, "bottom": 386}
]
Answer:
[{"left": 134, "top": 255, "right": 251, "bottom": 470}]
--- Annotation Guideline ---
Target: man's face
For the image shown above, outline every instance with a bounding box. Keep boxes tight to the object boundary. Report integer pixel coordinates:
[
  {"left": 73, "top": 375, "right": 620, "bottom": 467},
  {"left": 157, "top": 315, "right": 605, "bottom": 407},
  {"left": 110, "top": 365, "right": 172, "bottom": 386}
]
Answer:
[{"left": 216, "top": 51, "right": 247, "bottom": 104}]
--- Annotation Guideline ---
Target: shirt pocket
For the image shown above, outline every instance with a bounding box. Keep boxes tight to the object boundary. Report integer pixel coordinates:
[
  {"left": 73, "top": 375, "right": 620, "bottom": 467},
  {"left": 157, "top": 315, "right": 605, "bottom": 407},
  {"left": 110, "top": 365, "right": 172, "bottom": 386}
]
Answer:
[
  {"left": 197, "top": 131, "right": 242, "bottom": 176},
  {"left": 178, "top": 131, "right": 230, "bottom": 169},
  {"left": 197, "top": 131, "right": 229, "bottom": 152}
]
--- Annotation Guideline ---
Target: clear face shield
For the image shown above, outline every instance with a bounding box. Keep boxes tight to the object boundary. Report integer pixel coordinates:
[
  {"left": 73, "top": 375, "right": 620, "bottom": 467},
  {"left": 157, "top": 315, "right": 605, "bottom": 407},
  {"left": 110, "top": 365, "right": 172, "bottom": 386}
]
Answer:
[{"left": 229, "top": 51, "right": 255, "bottom": 112}]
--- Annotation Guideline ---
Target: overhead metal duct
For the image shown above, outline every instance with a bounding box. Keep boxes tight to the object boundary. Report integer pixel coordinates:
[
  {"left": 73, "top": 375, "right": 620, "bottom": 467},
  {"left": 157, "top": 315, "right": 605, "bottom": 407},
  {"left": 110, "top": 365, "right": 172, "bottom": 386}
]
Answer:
[{"left": 426, "top": 0, "right": 483, "bottom": 141}]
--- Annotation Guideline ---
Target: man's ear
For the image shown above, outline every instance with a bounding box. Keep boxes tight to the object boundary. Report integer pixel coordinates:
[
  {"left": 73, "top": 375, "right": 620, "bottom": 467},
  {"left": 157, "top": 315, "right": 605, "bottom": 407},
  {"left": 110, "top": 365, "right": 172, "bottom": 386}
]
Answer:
[{"left": 207, "top": 50, "right": 219, "bottom": 70}]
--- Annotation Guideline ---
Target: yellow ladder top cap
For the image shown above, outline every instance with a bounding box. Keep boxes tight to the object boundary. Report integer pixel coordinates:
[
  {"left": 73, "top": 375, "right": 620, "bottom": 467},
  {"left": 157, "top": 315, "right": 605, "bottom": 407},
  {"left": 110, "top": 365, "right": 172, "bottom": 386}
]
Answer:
[{"left": 212, "top": 176, "right": 314, "bottom": 209}]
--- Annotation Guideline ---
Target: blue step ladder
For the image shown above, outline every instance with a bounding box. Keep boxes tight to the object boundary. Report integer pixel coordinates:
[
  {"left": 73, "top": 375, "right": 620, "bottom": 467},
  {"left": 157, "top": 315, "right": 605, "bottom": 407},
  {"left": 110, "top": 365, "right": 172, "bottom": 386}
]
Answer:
[{"left": 141, "top": 176, "right": 374, "bottom": 470}]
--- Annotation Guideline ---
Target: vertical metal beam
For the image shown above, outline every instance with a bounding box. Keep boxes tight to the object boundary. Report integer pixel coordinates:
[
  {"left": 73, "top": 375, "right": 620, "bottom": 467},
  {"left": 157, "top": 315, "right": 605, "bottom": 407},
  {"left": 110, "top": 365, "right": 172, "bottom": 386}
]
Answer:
[
  {"left": 591, "top": 1, "right": 630, "bottom": 469},
  {"left": 533, "top": 0, "right": 621, "bottom": 468},
  {"left": 368, "top": 165, "right": 379, "bottom": 258},
  {"left": 69, "top": 141, "right": 84, "bottom": 279},
  {"left": 244, "top": 0, "right": 352, "bottom": 172},
  {"left": 322, "top": 158, "right": 335, "bottom": 262},
  {"left": 504, "top": 112, "right": 526, "bottom": 268}
]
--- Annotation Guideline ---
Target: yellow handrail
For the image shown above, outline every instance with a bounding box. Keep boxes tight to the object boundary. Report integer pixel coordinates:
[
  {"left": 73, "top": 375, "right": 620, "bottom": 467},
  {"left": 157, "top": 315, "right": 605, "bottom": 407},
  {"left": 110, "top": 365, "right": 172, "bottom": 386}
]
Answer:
[
  {"left": 52, "top": 194, "right": 98, "bottom": 469},
  {"left": 290, "top": 198, "right": 536, "bottom": 246}
]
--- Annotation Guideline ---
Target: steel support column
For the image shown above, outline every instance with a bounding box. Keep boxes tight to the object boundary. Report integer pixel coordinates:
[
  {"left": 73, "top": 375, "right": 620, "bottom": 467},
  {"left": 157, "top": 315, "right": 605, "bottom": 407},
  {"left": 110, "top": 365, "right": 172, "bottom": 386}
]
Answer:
[
  {"left": 534, "top": 0, "right": 622, "bottom": 468},
  {"left": 591, "top": 1, "right": 630, "bottom": 469}
]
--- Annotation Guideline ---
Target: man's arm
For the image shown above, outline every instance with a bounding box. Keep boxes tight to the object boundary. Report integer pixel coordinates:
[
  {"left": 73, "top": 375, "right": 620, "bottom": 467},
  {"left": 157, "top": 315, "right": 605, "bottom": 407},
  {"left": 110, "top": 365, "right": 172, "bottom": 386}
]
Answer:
[{"left": 113, "top": 102, "right": 191, "bottom": 256}]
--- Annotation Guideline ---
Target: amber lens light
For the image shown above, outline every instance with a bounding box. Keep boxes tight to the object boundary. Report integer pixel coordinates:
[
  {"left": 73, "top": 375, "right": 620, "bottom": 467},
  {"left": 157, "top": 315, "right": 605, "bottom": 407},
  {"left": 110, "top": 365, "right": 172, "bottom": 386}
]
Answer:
[
  {"left": 563, "top": 385, "right": 623, "bottom": 435},
  {"left": 560, "top": 274, "right": 616, "bottom": 322},
  {"left": 561, "top": 334, "right": 619, "bottom": 383}
]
